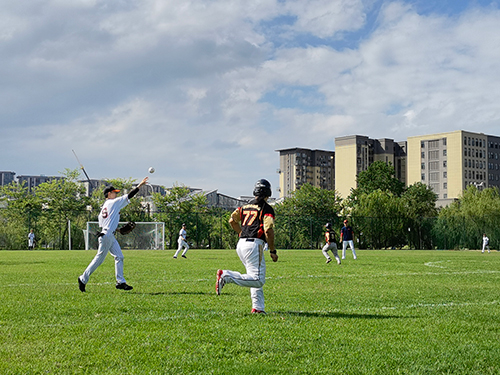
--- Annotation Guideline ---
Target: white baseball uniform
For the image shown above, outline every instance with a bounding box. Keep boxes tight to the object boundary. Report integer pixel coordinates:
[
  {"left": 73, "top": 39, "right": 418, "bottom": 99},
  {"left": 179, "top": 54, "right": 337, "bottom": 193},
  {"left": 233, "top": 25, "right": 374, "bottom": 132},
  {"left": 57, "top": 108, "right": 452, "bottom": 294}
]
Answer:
[
  {"left": 482, "top": 235, "right": 490, "bottom": 253},
  {"left": 174, "top": 227, "right": 189, "bottom": 257},
  {"left": 79, "top": 194, "right": 130, "bottom": 285},
  {"left": 28, "top": 231, "right": 35, "bottom": 249}
]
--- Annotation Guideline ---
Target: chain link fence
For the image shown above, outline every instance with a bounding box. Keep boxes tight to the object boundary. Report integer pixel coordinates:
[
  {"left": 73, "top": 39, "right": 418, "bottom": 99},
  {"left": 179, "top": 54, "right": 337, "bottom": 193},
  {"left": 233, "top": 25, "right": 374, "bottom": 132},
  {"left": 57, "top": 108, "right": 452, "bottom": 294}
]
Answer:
[{"left": 0, "top": 207, "right": 498, "bottom": 251}]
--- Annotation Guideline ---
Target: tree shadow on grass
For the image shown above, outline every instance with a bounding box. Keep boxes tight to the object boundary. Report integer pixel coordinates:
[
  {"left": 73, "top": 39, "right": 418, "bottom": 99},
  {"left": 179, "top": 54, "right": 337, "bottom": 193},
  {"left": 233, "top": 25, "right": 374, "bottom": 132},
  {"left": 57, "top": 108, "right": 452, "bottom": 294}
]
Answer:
[{"left": 273, "top": 311, "right": 407, "bottom": 319}]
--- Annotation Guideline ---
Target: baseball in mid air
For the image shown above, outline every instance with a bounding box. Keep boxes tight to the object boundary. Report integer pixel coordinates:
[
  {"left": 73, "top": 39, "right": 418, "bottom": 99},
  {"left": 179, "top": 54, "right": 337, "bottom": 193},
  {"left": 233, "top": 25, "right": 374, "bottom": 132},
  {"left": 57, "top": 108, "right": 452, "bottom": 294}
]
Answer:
[{"left": 148, "top": 167, "right": 155, "bottom": 174}]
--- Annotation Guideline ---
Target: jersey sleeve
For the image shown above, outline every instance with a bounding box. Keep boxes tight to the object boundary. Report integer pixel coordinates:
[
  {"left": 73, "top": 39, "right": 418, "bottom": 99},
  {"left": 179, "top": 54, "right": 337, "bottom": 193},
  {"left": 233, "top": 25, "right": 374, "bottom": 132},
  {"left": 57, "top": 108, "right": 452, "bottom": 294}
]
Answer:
[
  {"left": 230, "top": 207, "right": 241, "bottom": 224},
  {"left": 262, "top": 205, "right": 275, "bottom": 231}
]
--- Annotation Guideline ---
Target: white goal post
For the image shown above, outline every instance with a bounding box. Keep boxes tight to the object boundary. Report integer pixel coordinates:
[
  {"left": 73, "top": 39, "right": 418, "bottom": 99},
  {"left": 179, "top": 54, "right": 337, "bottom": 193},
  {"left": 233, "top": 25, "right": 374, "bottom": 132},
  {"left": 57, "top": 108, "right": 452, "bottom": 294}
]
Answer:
[{"left": 84, "top": 222, "right": 165, "bottom": 250}]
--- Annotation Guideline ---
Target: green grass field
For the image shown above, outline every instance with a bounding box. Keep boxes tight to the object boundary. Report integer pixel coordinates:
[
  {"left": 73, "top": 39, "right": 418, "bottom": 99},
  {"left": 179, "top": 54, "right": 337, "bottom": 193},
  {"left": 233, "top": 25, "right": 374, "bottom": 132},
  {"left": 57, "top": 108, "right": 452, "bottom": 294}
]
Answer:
[{"left": 0, "top": 249, "right": 499, "bottom": 374}]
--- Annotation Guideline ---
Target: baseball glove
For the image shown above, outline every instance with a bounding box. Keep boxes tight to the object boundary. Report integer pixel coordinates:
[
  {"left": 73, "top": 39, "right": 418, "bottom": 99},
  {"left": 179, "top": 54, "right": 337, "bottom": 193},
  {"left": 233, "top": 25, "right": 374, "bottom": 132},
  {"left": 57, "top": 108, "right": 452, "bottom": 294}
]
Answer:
[{"left": 118, "top": 221, "right": 136, "bottom": 235}]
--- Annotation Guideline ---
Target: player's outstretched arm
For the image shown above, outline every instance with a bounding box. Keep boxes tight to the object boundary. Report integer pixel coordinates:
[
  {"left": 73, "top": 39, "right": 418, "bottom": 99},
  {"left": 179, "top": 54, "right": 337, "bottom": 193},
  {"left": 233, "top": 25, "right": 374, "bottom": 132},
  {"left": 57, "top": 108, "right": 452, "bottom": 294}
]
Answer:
[{"left": 128, "top": 177, "right": 149, "bottom": 199}]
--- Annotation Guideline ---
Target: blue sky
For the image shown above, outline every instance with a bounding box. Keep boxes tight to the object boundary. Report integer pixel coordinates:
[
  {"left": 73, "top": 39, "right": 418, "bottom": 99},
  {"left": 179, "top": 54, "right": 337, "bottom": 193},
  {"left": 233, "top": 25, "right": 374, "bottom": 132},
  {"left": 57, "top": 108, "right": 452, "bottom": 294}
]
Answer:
[{"left": 1, "top": 0, "right": 500, "bottom": 197}]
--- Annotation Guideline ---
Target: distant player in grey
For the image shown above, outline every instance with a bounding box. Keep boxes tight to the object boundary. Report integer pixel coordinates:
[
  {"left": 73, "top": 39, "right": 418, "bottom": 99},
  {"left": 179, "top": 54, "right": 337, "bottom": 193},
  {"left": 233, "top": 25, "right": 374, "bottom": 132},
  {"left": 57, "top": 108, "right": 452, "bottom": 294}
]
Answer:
[
  {"left": 482, "top": 234, "right": 490, "bottom": 253},
  {"left": 78, "top": 177, "right": 148, "bottom": 292},
  {"left": 173, "top": 223, "right": 189, "bottom": 258},
  {"left": 341, "top": 219, "right": 357, "bottom": 260},
  {"left": 322, "top": 223, "right": 340, "bottom": 264}
]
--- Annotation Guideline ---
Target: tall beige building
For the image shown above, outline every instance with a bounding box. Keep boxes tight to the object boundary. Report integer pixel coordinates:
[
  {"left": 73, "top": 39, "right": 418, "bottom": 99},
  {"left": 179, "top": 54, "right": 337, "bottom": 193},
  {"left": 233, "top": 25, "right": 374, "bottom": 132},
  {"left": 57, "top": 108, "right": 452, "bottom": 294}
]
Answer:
[
  {"left": 276, "top": 148, "right": 335, "bottom": 198},
  {"left": 407, "top": 130, "right": 500, "bottom": 204},
  {"left": 278, "top": 130, "right": 500, "bottom": 206},
  {"left": 334, "top": 135, "right": 407, "bottom": 199}
]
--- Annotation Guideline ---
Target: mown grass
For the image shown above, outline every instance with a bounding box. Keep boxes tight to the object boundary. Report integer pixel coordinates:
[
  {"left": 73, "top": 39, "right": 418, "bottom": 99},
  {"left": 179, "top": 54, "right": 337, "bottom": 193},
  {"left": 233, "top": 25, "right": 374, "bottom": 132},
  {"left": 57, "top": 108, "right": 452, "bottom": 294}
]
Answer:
[{"left": 0, "top": 249, "right": 499, "bottom": 374}]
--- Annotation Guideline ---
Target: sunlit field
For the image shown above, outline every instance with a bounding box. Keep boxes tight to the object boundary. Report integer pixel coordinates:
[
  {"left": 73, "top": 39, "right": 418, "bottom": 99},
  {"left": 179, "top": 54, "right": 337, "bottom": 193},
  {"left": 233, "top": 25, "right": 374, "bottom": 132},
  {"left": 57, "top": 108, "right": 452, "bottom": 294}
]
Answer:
[{"left": 0, "top": 249, "right": 499, "bottom": 374}]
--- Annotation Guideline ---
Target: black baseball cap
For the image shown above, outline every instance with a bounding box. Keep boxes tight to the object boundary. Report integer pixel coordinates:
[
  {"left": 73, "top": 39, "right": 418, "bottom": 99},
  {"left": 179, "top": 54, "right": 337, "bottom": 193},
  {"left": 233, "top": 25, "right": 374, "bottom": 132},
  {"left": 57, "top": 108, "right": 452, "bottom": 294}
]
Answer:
[{"left": 103, "top": 185, "right": 120, "bottom": 197}]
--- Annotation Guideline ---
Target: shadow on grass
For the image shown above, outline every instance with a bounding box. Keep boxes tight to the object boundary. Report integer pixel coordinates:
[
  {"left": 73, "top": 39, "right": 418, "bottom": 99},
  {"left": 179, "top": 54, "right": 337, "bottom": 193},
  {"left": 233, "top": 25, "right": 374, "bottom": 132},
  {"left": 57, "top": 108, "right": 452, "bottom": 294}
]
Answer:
[{"left": 273, "top": 311, "right": 405, "bottom": 319}]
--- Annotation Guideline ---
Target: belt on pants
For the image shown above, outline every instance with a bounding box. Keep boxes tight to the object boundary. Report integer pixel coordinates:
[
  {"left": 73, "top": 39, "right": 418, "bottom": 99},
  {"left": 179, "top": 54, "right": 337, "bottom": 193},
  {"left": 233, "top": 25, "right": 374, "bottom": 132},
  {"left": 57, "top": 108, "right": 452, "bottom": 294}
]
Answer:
[{"left": 242, "top": 238, "right": 264, "bottom": 243}]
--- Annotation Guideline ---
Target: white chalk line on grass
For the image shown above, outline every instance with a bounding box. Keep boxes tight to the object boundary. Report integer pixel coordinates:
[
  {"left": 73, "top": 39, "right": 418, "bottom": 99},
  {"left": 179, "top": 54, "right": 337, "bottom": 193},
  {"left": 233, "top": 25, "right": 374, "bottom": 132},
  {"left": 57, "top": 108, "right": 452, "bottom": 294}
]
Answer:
[
  {"left": 5, "top": 269, "right": 500, "bottom": 288},
  {"left": 379, "top": 300, "right": 499, "bottom": 311},
  {"left": 423, "top": 260, "right": 451, "bottom": 268}
]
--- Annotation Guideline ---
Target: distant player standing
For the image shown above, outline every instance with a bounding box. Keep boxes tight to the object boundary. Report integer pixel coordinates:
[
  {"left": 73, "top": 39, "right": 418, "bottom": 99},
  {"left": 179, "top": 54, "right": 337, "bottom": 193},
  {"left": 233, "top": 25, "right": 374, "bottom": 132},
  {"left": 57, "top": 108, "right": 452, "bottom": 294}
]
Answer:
[
  {"left": 216, "top": 179, "right": 278, "bottom": 314},
  {"left": 482, "top": 233, "right": 491, "bottom": 253},
  {"left": 173, "top": 223, "right": 189, "bottom": 258},
  {"left": 78, "top": 177, "right": 148, "bottom": 292},
  {"left": 322, "top": 223, "right": 340, "bottom": 264},
  {"left": 341, "top": 219, "right": 357, "bottom": 260},
  {"left": 28, "top": 229, "right": 35, "bottom": 250}
]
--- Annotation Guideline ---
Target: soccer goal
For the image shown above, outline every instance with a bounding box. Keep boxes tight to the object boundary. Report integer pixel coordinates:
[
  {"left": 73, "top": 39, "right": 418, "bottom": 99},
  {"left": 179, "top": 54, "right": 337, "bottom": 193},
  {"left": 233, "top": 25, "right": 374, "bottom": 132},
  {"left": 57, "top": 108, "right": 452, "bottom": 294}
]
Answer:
[{"left": 84, "top": 222, "right": 165, "bottom": 250}]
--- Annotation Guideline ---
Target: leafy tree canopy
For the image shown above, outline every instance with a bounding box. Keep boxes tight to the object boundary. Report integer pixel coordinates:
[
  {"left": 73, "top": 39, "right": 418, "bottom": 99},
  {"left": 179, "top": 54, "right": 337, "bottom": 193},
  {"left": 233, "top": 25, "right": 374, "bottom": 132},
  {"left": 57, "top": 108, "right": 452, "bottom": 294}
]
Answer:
[
  {"left": 352, "top": 160, "right": 405, "bottom": 199},
  {"left": 275, "top": 183, "right": 342, "bottom": 219}
]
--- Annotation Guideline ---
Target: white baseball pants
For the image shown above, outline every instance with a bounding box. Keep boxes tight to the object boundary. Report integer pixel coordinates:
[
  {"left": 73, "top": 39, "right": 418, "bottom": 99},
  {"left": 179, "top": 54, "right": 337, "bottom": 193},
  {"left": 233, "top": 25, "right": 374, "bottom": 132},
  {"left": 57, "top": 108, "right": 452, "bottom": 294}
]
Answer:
[
  {"left": 79, "top": 232, "right": 126, "bottom": 285},
  {"left": 342, "top": 240, "right": 357, "bottom": 259},
  {"left": 174, "top": 239, "right": 189, "bottom": 257},
  {"left": 222, "top": 238, "right": 266, "bottom": 311},
  {"left": 322, "top": 242, "right": 341, "bottom": 264}
]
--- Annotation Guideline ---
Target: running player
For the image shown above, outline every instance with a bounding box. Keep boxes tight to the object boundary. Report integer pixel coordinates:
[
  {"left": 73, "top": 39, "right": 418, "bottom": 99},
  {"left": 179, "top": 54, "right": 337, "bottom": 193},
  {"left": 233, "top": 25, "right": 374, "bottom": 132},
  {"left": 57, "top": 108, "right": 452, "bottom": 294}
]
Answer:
[
  {"left": 78, "top": 177, "right": 148, "bottom": 292},
  {"left": 322, "top": 223, "right": 341, "bottom": 264},
  {"left": 173, "top": 223, "right": 189, "bottom": 258},
  {"left": 216, "top": 179, "right": 278, "bottom": 314}
]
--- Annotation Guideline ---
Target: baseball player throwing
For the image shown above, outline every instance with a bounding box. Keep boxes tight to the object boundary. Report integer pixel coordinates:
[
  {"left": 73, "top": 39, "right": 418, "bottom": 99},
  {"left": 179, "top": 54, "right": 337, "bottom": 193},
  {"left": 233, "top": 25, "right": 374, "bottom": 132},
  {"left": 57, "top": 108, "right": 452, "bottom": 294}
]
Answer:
[
  {"left": 173, "top": 223, "right": 189, "bottom": 258},
  {"left": 322, "top": 223, "right": 341, "bottom": 264},
  {"left": 216, "top": 179, "right": 278, "bottom": 314},
  {"left": 78, "top": 177, "right": 148, "bottom": 292}
]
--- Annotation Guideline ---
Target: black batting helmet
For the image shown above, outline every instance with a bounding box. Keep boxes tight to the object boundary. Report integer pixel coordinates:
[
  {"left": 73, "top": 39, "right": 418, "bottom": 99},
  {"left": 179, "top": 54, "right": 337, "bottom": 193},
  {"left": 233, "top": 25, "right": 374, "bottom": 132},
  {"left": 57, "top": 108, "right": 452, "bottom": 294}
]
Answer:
[
  {"left": 253, "top": 179, "right": 272, "bottom": 198},
  {"left": 325, "top": 223, "right": 332, "bottom": 230}
]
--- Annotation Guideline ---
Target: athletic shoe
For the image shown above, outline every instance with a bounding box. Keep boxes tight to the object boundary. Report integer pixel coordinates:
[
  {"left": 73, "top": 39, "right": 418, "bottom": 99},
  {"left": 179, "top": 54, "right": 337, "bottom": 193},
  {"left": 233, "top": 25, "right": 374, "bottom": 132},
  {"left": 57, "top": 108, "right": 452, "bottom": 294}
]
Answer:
[
  {"left": 78, "top": 277, "right": 86, "bottom": 292},
  {"left": 173, "top": 256, "right": 177, "bottom": 259},
  {"left": 326, "top": 258, "right": 332, "bottom": 264},
  {"left": 116, "top": 283, "right": 133, "bottom": 291},
  {"left": 182, "top": 255, "right": 187, "bottom": 258},
  {"left": 216, "top": 269, "right": 225, "bottom": 295},
  {"left": 251, "top": 309, "right": 266, "bottom": 314}
]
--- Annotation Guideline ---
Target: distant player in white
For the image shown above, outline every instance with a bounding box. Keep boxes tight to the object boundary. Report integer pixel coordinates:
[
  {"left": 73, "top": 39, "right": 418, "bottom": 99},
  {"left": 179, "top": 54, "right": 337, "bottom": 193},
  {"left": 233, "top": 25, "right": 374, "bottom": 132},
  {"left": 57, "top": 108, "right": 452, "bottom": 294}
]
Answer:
[
  {"left": 28, "top": 229, "right": 35, "bottom": 250},
  {"left": 78, "top": 177, "right": 148, "bottom": 292},
  {"left": 482, "top": 233, "right": 490, "bottom": 253},
  {"left": 173, "top": 223, "right": 189, "bottom": 258}
]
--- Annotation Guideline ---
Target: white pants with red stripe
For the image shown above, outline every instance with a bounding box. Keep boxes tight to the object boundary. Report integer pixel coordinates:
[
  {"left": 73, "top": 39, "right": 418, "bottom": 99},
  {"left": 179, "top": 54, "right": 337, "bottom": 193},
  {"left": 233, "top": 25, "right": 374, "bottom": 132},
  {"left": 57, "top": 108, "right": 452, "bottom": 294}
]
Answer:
[{"left": 222, "top": 238, "right": 266, "bottom": 311}]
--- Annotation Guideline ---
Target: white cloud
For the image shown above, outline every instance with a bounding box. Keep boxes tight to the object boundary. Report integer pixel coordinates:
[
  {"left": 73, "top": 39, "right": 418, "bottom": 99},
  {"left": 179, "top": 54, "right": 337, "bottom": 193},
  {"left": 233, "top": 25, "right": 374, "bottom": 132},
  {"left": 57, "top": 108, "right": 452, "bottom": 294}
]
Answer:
[{"left": 2, "top": 1, "right": 500, "bottom": 196}]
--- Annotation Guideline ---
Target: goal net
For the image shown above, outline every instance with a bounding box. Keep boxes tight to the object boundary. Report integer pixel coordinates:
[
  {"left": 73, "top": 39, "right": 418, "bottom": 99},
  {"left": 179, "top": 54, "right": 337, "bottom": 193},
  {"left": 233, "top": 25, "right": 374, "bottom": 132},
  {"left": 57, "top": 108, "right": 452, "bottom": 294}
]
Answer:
[{"left": 84, "top": 222, "right": 165, "bottom": 250}]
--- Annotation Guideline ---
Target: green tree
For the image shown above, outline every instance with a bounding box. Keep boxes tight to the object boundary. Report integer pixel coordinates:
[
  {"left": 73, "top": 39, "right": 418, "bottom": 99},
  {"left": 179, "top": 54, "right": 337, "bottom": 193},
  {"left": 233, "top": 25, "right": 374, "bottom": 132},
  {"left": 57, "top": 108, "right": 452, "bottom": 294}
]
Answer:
[
  {"left": 352, "top": 161, "right": 405, "bottom": 199},
  {"left": 436, "top": 186, "right": 500, "bottom": 249},
  {"left": 36, "top": 169, "right": 90, "bottom": 249},
  {"left": 152, "top": 184, "right": 208, "bottom": 249},
  {"left": 275, "top": 184, "right": 342, "bottom": 249},
  {"left": 351, "top": 189, "right": 403, "bottom": 249},
  {"left": 401, "top": 182, "right": 438, "bottom": 249},
  {"left": 0, "top": 182, "right": 43, "bottom": 249}
]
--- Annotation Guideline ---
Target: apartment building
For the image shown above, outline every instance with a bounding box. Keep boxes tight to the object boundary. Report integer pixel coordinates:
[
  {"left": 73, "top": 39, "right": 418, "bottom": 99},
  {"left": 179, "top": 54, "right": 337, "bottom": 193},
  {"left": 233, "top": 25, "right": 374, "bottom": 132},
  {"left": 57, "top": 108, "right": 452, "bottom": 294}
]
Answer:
[
  {"left": 334, "top": 135, "right": 407, "bottom": 199},
  {"left": 0, "top": 171, "right": 16, "bottom": 186},
  {"left": 407, "top": 130, "right": 500, "bottom": 204},
  {"left": 276, "top": 148, "right": 335, "bottom": 198},
  {"left": 278, "top": 130, "right": 498, "bottom": 206}
]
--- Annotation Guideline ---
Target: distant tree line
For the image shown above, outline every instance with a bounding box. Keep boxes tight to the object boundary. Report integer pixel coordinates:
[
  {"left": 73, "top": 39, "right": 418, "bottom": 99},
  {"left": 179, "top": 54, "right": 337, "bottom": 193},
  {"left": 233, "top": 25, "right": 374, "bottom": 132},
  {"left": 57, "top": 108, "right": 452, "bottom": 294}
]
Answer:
[{"left": 1, "top": 164, "right": 499, "bottom": 250}]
